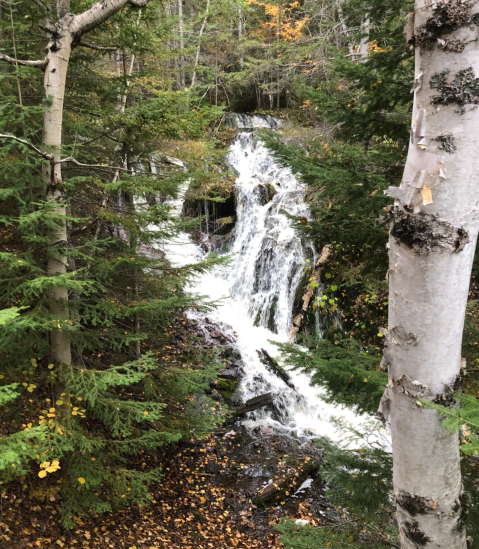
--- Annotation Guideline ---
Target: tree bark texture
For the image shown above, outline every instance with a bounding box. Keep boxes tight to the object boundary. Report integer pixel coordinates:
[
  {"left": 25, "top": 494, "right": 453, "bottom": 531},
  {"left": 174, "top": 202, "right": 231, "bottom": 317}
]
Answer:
[
  {"left": 43, "top": 19, "right": 73, "bottom": 366},
  {"left": 381, "top": 1, "right": 479, "bottom": 547},
  {"left": 27, "top": 0, "right": 149, "bottom": 365}
]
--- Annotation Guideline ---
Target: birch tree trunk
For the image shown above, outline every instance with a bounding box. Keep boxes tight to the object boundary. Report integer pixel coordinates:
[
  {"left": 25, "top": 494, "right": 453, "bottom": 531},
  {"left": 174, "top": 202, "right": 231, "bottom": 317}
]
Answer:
[
  {"left": 358, "top": 16, "right": 369, "bottom": 61},
  {"left": 0, "top": 0, "right": 151, "bottom": 366},
  {"left": 43, "top": 23, "right": 74, "bottom": 366},
  {"left": 379, "top": 1, "right": 479, "bottom": 546}
]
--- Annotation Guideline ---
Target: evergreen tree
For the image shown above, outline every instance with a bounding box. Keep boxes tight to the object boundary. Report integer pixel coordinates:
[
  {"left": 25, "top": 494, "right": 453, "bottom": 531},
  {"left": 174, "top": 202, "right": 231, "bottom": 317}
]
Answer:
[{"left": 0, "top": 0, "right": 228, "bottom": 527}]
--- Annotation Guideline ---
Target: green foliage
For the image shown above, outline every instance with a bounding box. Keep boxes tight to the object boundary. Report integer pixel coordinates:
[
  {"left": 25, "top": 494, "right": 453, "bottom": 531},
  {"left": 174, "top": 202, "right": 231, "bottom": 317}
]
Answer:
[
  {"left": 0, "top": 306, "right": 24, "bottom": 325},
  {"left": 422, "top": 394, "right": 479, "bottom": 456},
  {"left": 319, "top": 438, "right": 393, "bottom": 524},
  {"left": 0, "top": 383, "right": 20, "bottom": 407},
  {"left": 0, "top": 0, "right": 231, "bottom": 528},
  {"left": 277, "top": 520, "right": 363, "bottom": 549},
  {"left": 278, "top": 429, "right": 398, "bottom": 548},
  {"left": 276, "top": 336, "right": 386, "bottom": 414}
]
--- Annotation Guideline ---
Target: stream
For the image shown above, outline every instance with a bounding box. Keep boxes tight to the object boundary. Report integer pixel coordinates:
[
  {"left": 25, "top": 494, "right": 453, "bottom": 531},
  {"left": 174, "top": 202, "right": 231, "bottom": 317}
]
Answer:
[{"left": 162, "top": 114, "right": 388, "bottom": 446}]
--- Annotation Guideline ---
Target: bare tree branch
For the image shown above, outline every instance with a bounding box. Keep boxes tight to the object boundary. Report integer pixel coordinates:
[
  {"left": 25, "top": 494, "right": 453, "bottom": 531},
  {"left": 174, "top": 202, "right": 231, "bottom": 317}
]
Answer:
[
  {"left": 57, "top": 156, "right": 130, "bottom": 171},
  {"left": 0, "top": 135, "right": 130, "bottom": 173},
  {"left": 0, "top": 134, "right": 54, "bottom": 160},
  {"left": 74, "top": 0, "right": 151, "bottom": 36},
  {"left": 78, "top": 41, "right": 119, "bottom": 51},
  {"left": 0, "top": 52, "right": 48, "bottom": 68}
]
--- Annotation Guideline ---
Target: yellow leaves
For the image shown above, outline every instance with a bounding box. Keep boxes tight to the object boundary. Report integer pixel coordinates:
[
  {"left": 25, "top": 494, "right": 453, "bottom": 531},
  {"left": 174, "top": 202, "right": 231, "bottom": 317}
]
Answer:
[
  {"left": 30, "top": 358, "right": 37, "bottom": 367},
  {"left": 326, "top": 543, "right": 332, "bottom": 547},
  {"left": 38, "top": 460, "right": 60, "bottom": 477},
  {"left": 247, "top": 0, "right": 307, "bottom": 41},
  {"left": 78, "top": 478, "right": 86, "bottom": 485},
  {"left": 363, "top": 378, "right": 368, "bottom": 383},
  {"left": 48, "top": 364, "right": 55, "bottom": 370}
]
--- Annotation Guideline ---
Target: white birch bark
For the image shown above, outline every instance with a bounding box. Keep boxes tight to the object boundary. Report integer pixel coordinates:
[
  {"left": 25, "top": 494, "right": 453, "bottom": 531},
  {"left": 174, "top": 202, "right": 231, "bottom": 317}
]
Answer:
[
  {"left": 358, "top": 16, "right": 369, "bottom": 61},
  {"left": 1, "top": 0, "right": 151, "bottom": 366},
  {"left": 43, "top": 21, "right": 74, "bottom": 366},
  {"left": 380, "top": 1, "right": 479, "bottom": 546}
]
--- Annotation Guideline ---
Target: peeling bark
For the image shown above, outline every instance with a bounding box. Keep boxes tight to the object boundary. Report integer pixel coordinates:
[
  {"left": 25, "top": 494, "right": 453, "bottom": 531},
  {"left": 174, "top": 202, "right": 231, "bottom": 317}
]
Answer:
[{"left": 382, "top": 1, "right": 479, "bottom": 546}]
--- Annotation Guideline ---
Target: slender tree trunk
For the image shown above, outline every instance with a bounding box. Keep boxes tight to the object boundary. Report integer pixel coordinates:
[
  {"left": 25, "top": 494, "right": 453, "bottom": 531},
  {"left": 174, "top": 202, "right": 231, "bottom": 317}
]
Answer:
[
  {"left": 380, "top": 2, "right": 479, "bottom": 546},
  {"left": 191, "top": 0, "right": 210, "bottom": 87},
  {"left": 238, "top": 5, "right": 244, "bottom": 65},
  {"left": 358, "top": 16, "right": 369, "bottom": 61},
  {"left": 178, "top": 0, "right": 185, "bottom": 88},
  {"left": 276, "top": 1, "right": 281, "bottom": 109},
  {"left": 337, "top": 0, "right": 354, "bottom": 56},
  {"left": 43, "top": 29, "right": 73, "bottom": 367}
]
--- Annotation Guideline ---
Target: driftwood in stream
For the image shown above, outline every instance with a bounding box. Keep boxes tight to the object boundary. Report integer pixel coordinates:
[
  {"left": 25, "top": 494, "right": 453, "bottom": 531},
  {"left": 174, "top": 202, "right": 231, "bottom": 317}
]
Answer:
[
  {"left": 290, "top": 244, "right": 332, "bottom": 343},
  {"left": 258, "top": 348, "right": 295, "bottom": 390},
  {"left": 253, "top": 460, "right": 318, "bottom": 504},
  {"left": 233, "top": 393, "right": 273, "bottom": 416}
]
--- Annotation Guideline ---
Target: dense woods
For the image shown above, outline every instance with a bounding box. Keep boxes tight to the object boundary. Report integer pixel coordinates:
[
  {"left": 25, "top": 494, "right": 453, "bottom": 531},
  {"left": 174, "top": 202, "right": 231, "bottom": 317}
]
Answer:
[{"left": 1, "top": 0, "right": 479, "bottom": 548}]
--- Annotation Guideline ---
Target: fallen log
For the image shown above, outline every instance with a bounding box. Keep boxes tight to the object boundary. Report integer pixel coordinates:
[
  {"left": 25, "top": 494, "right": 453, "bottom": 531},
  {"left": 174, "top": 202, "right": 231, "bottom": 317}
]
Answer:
[
  {"left": 253, "top": 461, "right": 318, "bottom": 504},
  {"left": 233, "top": 393, "right": 273, "bottom": 416},
  {"left": 258, "top": 348, "right": 295, "bottom": 390},
  {"left": 290, "top": 244, "right": 332, "bottom": 343}
]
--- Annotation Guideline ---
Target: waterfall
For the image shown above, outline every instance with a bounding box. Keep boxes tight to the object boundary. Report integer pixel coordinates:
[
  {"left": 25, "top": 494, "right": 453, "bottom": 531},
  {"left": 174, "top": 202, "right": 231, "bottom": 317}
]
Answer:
[
  {"left": 163, "top": 115, "right": 388, "bottom": 444},
  {"left": 226, "top": 132, "right": 311, "bottom": 335}
]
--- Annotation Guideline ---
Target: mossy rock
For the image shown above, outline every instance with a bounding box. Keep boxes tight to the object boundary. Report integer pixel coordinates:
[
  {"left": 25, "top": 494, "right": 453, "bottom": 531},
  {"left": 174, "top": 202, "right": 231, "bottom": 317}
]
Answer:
[{"left": 216, "top": 379, "right": 239, "bottom": 405}]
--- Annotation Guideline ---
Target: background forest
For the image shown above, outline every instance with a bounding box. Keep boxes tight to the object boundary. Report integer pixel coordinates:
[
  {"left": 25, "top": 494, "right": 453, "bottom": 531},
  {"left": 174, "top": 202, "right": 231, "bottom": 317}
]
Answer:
[{"left": 1, "top": 0, "right": 479, "bottom": 547}]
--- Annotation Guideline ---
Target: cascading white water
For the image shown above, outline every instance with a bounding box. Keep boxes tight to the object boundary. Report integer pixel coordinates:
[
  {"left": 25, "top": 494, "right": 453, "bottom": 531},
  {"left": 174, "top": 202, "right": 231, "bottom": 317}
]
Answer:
[
  {"left": 163, "top": 115, "right": 388, "bottom": 444},
  {"left": 226, "top": 132, "right": 311, "bottom": 335}
]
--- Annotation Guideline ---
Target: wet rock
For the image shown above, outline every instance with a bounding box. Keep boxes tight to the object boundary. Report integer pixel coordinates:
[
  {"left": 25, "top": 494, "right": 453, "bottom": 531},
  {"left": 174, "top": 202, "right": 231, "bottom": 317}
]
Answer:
[{"left": 219, "top": 368, "right": 239, "bottom": 380}]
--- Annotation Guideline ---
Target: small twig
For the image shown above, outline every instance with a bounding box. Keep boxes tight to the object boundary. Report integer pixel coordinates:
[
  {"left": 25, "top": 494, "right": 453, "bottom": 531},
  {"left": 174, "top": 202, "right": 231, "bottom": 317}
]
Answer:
[
  {"left": 57, "top": 156, "right": 130, "bottom": 171},
  {"left": 78, "top": 41, "right": 119, "bottom": 51}
]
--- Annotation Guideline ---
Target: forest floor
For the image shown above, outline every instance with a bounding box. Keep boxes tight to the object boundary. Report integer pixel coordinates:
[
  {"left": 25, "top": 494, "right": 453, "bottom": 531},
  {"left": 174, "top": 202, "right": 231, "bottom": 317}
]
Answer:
[{"left": 0, "top": 427, "right": 334, "bottom": 549}]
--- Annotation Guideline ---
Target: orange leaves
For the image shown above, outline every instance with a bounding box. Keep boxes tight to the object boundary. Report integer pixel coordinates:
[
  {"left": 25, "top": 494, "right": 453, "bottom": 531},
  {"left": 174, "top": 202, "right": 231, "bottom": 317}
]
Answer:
[{"left": 247, "top": 0, "right": 308, "bottom": 42}]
